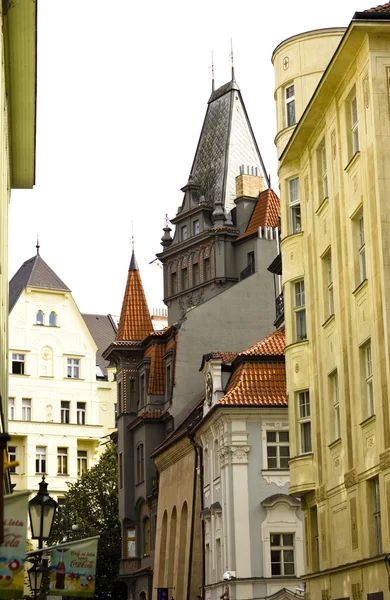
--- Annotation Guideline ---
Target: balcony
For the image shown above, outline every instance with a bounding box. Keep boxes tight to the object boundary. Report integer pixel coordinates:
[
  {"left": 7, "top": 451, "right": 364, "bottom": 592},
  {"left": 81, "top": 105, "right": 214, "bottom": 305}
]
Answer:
[
  {"left": 240, "top": 262, "right": 255, "bottom": 281},
  {"left": 274, "top": 292, "right": 284, "bottom": 327},
  {"left": 289, "top": 453, "right": 316, "bottom": 497}
]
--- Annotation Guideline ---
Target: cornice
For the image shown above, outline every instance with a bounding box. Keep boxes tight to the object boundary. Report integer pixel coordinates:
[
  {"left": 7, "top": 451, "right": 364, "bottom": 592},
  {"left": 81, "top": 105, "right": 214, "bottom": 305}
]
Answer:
[{"left": 153, "top": 435, "right": 193, "bottom": 471}]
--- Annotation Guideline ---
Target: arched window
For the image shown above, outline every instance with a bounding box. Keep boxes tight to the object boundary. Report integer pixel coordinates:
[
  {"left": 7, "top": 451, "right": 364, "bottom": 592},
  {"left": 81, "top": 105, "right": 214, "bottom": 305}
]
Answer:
[
  {"left": 167, "top": 506, "right": 177, "bottom": 588},
  {"left": 49, "top": 311, "right": 57, "bottom": 326},
  {"left": 36, "top": 310, "right": 44, "bottom": 325},
  {"left": 143, "top": 517, "right": 150, "bottom": 556},
  {"left": 158, "top": 511, "right": 168, "bottom": 586},
  {"left": 137, "top": 444, "right": 144, "bottom": 483}
]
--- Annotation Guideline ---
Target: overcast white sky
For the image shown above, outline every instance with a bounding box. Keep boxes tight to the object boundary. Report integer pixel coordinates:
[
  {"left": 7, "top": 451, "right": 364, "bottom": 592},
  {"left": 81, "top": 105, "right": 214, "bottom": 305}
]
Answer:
[{"left": 9, "top": 0, "right": 367, "bottom": 316}]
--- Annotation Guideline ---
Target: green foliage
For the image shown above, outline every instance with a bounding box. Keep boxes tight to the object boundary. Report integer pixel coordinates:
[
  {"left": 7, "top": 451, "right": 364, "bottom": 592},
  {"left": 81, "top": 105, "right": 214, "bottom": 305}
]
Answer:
[{"left": 48, "top": 443, "right": 123, "bottom": 599}]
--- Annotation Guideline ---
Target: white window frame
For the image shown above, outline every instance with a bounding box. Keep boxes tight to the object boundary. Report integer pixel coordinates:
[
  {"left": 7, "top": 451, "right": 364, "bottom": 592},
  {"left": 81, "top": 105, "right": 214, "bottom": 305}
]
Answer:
[
  {"left": 8, "top": 398, "right": 15, "bottom": 421},
  {"left": 321, "top": 145, "right": 328, "bottom": 200},
  {"left": 270, "top": 533, "right": 295, "bottom": 576},
  {"left": 49, "top": 311, "right": 57, "bottom": 326},
  {"left": 372, "top": 476, "right": 382, "bottom": 554},
  {"left": 365, "top": 343, "right": 374, "bottom": 416},
  {"left": 351, "top": 95, "right": 359, "bottom": 155},
  {"left": 324, "top": 250, "right": 334, "bottom": 317},
  {"left": 57, "top": 447, "right": 68, "bottom": 475},
  {"left": 181, "top": 225, "right": 188, "bottom": 241},
  {"left": 8, "top": 446, "right": 17, "bottom": 473},
  {"left": 294, "top": 280, "right": 306, "bottom": 341},
  {"left": 213, "top": 439, "right": 220, "bottom": 479},
  {"left": 77, "top": 450, "right": 88, "bottom": 476},
  {"left": 36, "top": 446, "right": 47, "bottom": 474},
  {"left": 285, "top": 84, "right": 296, "bottom": 128},
  {"left": 61, "top": 400, "right": 70, "bottom": 424},
  {"left": 77, "top": 402, "right": 86, "bottom": 425},
  {"left": 193, "top": 220, "right": 200, "bottom": 235},
  {"left": 298, "top": 390, "right": 312, "bottom": 454},
  {"left": 67, "top": 358, "right": 80, "bottom": 379},
  {"left": 289, "top": 177, "right": 301, "bottom": 234},
  {"left": 36, "top": 310, "right": 44, "bottom": 325},
  {"left": 266, "top": 431, "right": 290, "bottom": 470},
  {"left": 331, "top": 371, "right": 340, "bottom": 439},
  {"left": 358, "top": 213, "right": 366, "bottom": 282},
  {"left": 11, "top": 353, "right": 25, "bottom": 375},
  {"left": 22, "top": 398, "right": 31, "bottom": 422}
]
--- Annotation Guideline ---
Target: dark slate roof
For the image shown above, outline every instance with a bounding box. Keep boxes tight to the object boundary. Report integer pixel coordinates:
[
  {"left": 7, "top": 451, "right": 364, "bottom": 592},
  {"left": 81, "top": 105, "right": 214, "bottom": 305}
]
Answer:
[
  {"left": 188, "top": 78, "right": 268, "bottom": 211},
  {"left": 82, "top": 314, "right": 117, "bottom": 377},
  {"left": 9, "top": 254, "right": 70, "bottom": 312}
]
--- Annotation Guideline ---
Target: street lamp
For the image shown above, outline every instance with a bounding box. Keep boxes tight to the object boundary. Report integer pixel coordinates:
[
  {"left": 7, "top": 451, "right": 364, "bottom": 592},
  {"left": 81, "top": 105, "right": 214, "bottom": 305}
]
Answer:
[{"left": 28, "top": 477, "right": 58, "bottom": 599}]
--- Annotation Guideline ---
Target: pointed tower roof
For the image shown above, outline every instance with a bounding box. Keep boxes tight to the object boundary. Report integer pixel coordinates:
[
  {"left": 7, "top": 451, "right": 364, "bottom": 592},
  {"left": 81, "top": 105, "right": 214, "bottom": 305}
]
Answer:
[
  {"left": 9, "top": 253, "right": 70, "bottom": 312},
  {"left": 116, "top": 251, "right": 153, "bottom": 342},
  {"left": 188, "top": 77, "right": 269, "bottom": 213}
]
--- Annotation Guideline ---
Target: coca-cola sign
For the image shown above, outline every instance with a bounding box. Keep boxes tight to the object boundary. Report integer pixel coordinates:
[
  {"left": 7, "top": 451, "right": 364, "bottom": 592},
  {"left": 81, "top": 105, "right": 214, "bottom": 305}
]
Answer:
[
  {"left": 49, "top": 536, "right": 99, "bottom": 598},
  {"left": 0, "top": 492, "right": 29, "bottom": 599}
]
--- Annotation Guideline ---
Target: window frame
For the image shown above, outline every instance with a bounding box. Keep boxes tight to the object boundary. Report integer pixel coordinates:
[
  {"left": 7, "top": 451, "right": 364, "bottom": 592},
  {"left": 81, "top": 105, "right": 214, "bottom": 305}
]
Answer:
[
  {"left": 203, "top": 257, "right": 211, "bottom": 281},
  {"left": 294, "top": 280, "right": 307, "bottom": 342},
  {"left": 67, "top": 358, "right": 80, "bottom": 379},
  {"left": 11, "top": 353, "right": 25, "bottom": 375},
  {"left": 61, "top": 400, "right": 70, "bottom": 424},
  {"left": 298, "top": 390, "right": 312, "bottom": 454},
  {"left": 136, "top": 443, "right": 145, "bottom": 484},
  {"left": 77, "top": 450, "right": 88, "bottom": 477},
  {"left": 181, "top": 225, "right": 188, "bottom": 241},
  {"left": 288, "top": 177, "right": 301, "bottom": 234},
  {"left": 266, "top": 430, "right": 290, "bottom": 470},
  {"left": 285, "top": 84, "right": 296, "bottom": 128},
  {"left": 8, "top": 398, "right": 15, "bottom": 421},
  {"left": 358, "top": 213, "right": 366, "bottom": 283},
  {"left": 143, "top": 517, "right": 151, "bottom": 556},
  {"left": 49, "top": 311, "right": 57, "bottom": 327},
  {"left": 321, "top": 144, "right": 328, "bottom": 200},
  {"left": 57, "top": 447, "right": 68, "bottom": 475},
  {"left": 351, "top": 94, "right": 359, "bottom": 155},
  {"left": 125, "top": 528, "right": 136, "bottom": 558},
  {"left": 77, "top": 401, "right": 86, "bottom": 425},
  {"left": 36, "top": 446, "right": 47, "bottom": 474},
  {"left": 36, "top": 310, "right": 44, "bottom": 325},
  {"left": 181, "top": 267, "right": 188, "bottom": 290},
  {"left": 22, "top": 398, "right": 32, "bottom": 422},
  {"left": 193, "top": 220, "right": 200, "bottom": 235},
  {"left": 270, "top": 533, "right": 295, "bottom": 576},
  {"left": 170, "top": 271, "right": 177, "bottom": 295},
  {"left": 365, "top": 342, "right": 374, "bottom": 417},
  {"left": 331, "top": 371, "right": 340, "bottom": 440},
  {"left": 8, "top": 446, "right": 17, "bottom": 473},
  {"left": 192, "top": 262, "right": 199, "bottom": 286}
]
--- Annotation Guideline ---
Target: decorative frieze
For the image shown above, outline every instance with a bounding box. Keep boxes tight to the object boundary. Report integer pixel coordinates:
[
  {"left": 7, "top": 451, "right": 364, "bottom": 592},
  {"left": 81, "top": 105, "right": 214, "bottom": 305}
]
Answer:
[
  {"left": 344, "top": 468, "right": 358, "bottom": 489},
  {"left": 380, "top": 447, "right": 390, "bottom": 470},
  {"left": 352, "top": 582, "right": 362, "bottom": 600},
  {"left": 220, "top": 446, "right": 229, "bottom": 468},
  {"left": 315, "top": 485, "right": 326, "bottom": 503},
  {"left": 230, "top": 445, "right": 250, "bottom": 464}
]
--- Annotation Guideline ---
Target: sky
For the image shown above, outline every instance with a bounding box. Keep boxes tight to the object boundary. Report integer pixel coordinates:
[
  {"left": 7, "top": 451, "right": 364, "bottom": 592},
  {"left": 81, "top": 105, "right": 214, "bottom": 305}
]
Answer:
[{"left": 9, "top": 0, "right": 367, "bottom": 317}]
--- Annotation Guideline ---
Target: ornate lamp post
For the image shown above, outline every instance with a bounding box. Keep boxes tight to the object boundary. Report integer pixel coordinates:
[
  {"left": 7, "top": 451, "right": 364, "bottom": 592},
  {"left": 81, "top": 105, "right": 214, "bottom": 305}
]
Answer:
[{"left": 28, "top": 476, "right": 58, "bottom": 599}]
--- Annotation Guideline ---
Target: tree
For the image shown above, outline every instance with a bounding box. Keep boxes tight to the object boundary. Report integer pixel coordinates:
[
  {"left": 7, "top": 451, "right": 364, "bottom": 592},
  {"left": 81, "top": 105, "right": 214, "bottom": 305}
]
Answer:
[{"left": 48, "top": 442, "right": 125, "bottom": 599}]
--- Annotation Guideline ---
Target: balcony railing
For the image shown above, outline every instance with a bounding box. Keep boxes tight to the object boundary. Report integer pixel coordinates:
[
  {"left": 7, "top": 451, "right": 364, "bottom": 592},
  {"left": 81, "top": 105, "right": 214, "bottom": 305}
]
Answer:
[{"left": 240, "top": 262, "right": 255, "bottom": 281}]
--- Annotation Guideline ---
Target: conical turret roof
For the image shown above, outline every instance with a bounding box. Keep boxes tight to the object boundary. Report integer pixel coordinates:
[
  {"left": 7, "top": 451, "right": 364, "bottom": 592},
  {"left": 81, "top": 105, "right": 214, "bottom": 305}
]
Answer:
[{"left": 116, "top": 251, "right": 153, "bottom": 342}]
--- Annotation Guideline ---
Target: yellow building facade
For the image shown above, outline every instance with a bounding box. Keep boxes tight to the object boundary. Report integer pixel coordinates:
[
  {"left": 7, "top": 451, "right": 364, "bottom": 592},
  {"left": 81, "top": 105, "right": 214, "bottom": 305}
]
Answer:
[{"left": 275, "top": 6, "right": 390, "bottom": 598}]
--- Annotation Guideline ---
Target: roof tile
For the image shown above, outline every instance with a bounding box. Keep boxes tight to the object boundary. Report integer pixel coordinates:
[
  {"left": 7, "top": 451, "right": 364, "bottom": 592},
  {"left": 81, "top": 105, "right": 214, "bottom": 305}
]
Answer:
[
  {"left": 364, "top": 2, "right": 390, "bottom": 11},
  {"left": 240, "top": 326, "right": 285, "bottom": 357},
  {"left": 236, "top": 188, "right": 280, "bottom": 242},
  {"left": 219, "top": 362, "right": 286, "bottom": 407}
]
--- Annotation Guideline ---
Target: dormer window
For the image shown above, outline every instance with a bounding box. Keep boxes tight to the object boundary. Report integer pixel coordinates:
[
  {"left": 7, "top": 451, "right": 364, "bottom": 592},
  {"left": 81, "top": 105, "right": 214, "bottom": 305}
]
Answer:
[
  {"left": 49, "top": 311, "right": 57, "bottom": 326},
  {"left": 181, "top": 225, "right": 188, "bottom": 241},
  {"left": 193, "top": 220, "right": 200, "bottom": 235},
  {"left": 36, "top": 310, "right": 44, "bottom": 325}
]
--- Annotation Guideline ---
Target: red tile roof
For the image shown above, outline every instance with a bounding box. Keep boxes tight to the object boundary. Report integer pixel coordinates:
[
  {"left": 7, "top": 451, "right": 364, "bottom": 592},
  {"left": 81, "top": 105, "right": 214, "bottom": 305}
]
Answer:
[
  {"left": 364, "top": 2, "right": 390, "bottom": 11},
  {"left": 144, "top": 344, "right": 166, "bottom": 395},
  {"left": 240, "top": 326, "right": 285, "bottom": 357},
  {"left": 236, "top": 188, "right": 280, "bottom": 242},
  {"left": 219, "top": 362, "right": 286, "bottom": 407},
  {"left": 116, "top": 252, "right": 153, "bottom": 342}
]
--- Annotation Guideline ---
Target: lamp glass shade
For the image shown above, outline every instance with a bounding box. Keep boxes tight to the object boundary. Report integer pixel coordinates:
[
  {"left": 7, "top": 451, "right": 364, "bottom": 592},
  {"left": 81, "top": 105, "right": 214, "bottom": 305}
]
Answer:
[
  {"left": 28, "top": 564, "right": 43, "bottom": 592},
  {"left": 29, "top": 497, "right": 57, "bottom": 540}
]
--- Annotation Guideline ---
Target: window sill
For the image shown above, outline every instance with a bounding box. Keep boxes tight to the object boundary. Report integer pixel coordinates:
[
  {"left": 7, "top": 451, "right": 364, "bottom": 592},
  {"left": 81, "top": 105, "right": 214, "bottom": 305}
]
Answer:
[
  {"left": 322, "top": 314, "right": 335, "bottom": 329},
  {"left": 315, "top": 196, "right": 329, "bottom": 216},
  {"left": 344, "top": 151, "right": 360, "bottom": 173},
  {"left": 352, "top": 278, "right": 368, "bottom": 297},
  {"left": 40, "top": 376, "right": 55, "bottom": 379},
  {"left": 10, "top": 373, "right": 30, "bottom": 377},
  {"left": 262, "top": 469, "right": 289, "bottom": 473},
  {"left": 35, "top": 472, "right": 48, "bottom": 476},
  {"left": 359, "top": 414, "right": 376, "bottom": 427},
  {"left": 328, "top": 438, "right": 341, "bottom": 450},
  {"left": 57, "top": 473, "right": 69, "bottom": 477},
  {"left": 64, "top": 377, "right": 85, "bottom": 381}
]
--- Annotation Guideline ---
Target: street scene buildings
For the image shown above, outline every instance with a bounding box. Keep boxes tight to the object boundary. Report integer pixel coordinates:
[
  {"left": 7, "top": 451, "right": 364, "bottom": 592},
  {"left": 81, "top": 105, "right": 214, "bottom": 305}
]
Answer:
[{"left": 4, "top": 1, "right": 390, "bottom": 600}]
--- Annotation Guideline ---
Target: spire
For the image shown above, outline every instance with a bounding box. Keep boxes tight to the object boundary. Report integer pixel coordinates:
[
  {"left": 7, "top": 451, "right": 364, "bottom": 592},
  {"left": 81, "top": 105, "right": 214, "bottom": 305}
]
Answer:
[
  {"left": 36, "top": 235, "right": 40, "bottom": 256},
  {"left": 230, "top": 38, "right": 235, "bottom": 81},
  {"left": 116, "top": 249, "right": 153, "bottom": 342}
]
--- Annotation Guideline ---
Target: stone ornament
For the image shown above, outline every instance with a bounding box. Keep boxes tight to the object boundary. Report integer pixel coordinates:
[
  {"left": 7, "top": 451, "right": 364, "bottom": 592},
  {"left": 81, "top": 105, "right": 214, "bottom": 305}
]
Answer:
[
  {"left": 344, "top": 468, "right": 358, "bottom": 488},
  {"left": 321, "top": 590, "right": 329, "bottom": 600},
  {"left": 380, "top": 447, "right": 390, "bottom": 470},
  {"left": 220, "top": 446, "right": 229, "bottom": 467},
  {"left": 283, "top": 56, "right": 289, "bottom": 70},
  {"left": 230, "top": 445, "right": 251, "bottom": 464},
  {"left": 352, "top": 582, "right": 362, "bottom": 600},
  {"left": 315, "top": 485, "right": 326, "bottom": 503}
]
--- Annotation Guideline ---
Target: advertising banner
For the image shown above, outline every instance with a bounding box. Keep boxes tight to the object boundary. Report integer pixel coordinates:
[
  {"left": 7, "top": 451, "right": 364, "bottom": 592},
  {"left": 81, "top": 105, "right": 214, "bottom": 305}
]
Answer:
[
  {"left": 0, "top": 492, "right": 29, "bottom": 599},
  {"left": 49, "top": 536, "right": 99, "bottom": 597}
]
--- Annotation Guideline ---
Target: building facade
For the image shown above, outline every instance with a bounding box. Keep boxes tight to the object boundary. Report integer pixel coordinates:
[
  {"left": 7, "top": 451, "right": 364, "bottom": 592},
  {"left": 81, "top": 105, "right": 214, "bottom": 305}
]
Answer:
[
  {"left": 7, "top": 250, "right": 117, "bottom": 501},
  {"left": 275, "top": 3, "right": 390, "bottom": 597}
]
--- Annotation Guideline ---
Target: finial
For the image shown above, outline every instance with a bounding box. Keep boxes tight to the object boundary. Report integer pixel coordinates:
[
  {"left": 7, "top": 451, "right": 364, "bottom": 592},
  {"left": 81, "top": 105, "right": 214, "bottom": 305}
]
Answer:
[
  {"left": 230, "top": 38, "right": 235, "bottom": 81},
  {"left": 131, "top": 221, "right": 134, "bottom": 253},
  {"left": 164, "top": 213, "right": 170, "bottom": 227},
  {"left": 211, "top": 51, "right": 215, "bottom": 92},
  {"left": 36, "top": 235, "right": 40, "bottom": 256}
]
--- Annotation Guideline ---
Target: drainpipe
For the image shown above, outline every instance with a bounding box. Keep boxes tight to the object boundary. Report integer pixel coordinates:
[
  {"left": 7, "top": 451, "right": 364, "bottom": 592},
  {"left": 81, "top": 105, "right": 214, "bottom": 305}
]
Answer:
[{"left": 187, "top": 433, "right": 205, "bottom": 600}]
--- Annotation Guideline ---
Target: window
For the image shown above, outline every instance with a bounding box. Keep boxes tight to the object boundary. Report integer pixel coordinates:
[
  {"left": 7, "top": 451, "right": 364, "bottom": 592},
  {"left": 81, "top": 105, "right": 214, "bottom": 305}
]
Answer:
[
  {"left": 61, "top": 401, "right": 70, "bottom": 424},
  {"left": 181, "top": 225, "right": 188, "bottom": 241},
  {"left": 192, "top": 263, "right": 199, "bottom": 286},
  {"left": 193, "top": 220, "right": 200, "bottom": 235},
  {"left": 137, "top": 444, "right": 144, "bottom": 483},
  {"left": 331, "top": 371, "right": 340, "bottom": 439},
  {"left": 77, "top": 450, "right": 88, "bottom": 476},
  {"left": 298, "top": 391, "right": 312, "bottom": 454},
  {"left": 181, "top": 267, "right": 188, "bottom": 290},
  {"left": 36, "top": 446, "right": 46, "bottom": 474},
  {"left": 57, "top": 447, "right": 68, "bottom": 475},
  {"left": 203, "top": 448, "right": 209, "bottom": 485},
  {"left": 140, "top": 374, "right": 146, "bottom": 407},
  {"left": 8, "top": 398, "right": 15, "bottom": 421},
  {"left": 67, "top": 358, "right": 80, "bottom": 378},
  {"left": 351, "top": 94, "right": 359, "bottom": 155},
  {"left": 36, "top": 310, "right": 44, "bottom": 325},
  {"left": 323, "top": 250, "right": 334, "bottom": 317},
  {"left": 125, "top": 528, "right": 136, "bottom": 558},
  {"left": 289, "top": 177, "right": 301, "bottom": 234},
  {"left": 270, "top": 533, "right": 295, "bottom": 576},
  {"left": 49, "top": 311, "right": 57, "bottom": 326},
  {"left": 129, "top": 378, "right": 136, "bottom": 409},
  {"left": 22, "top": 399, "right": 31, "bottom": 422},
  {"left": 285, "top": 84, "right": 296, "bottom": 127},
  {"left": 294, "top": 280, "right": 307, "bottom": 341},
  {"left": 248, "top": 251, "right": 255, "bottom": 273},
  {"left": 358, "top": 213, "right": 366, "bottom": 283},
  {"left": 114, "top": 403, "right": 118, "bottom": 421},
  {"left": 166, "top": 364, "right": 171, "bottom": 399},
  {"left": 365, "top": 343, "right": 374, "bottom": 416},
  {"left": 321, "top": 144, "right": 328, "bottom": 200},
  {"left": 214, "top": 440, "right": 220, "bottom": 479},
  {"left": 266, "top": 431, "right": 290, "bottom": 469},
  {"left": 371, "top": 476, "right": 382, "bottom": 554},
  {"left": 204, "top": 257, "right": 211, "bottom": 281},
  {"left": 119, "top": 452, "right": 123, "bottom": 489},
  {"left": 170, "top": 271, "right": 177, "bottom": 295},
  {"left": 143, "top": 517, "right": 151, "bottom": 555},
  {"left": 11, "top": 354, "right": 25, "bottom": 375},
  {"left": 216, "top": 538, "right": 222, "bottom": 581},
  {"left": 77, "top": 402, "right": 86, "bottom": 425},
  {"left": 8, "top": 446, "right": 17, "bottom": 473}
]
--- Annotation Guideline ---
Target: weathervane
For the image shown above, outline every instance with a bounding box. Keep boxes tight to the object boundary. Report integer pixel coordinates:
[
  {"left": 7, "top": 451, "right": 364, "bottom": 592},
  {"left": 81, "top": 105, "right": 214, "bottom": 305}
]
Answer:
[
  {"left": 230, "top": 38, "right": 235, "bottom": 80},
  {"left": 211, "top": 51, "right": 215, "bottom": 92},
  {"left": 36, "top": 235, "right": 40, "bottom": 256},
  {"left": 164, "top": 213, "right": 170, "bottom": 227}
]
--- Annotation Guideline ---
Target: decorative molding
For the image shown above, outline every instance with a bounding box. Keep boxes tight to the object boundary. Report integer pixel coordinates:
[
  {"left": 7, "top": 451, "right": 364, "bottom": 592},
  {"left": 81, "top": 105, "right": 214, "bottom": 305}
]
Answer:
[
  {"left": 363, "top": 74, "right": 370, "bottom": 109},
  {"left": 321, "top": 589, "right": 329, "bottom": 600},
  {"left": 352, "top": 582, "right": 362, "bottom": 600},
  {"left": 262, "top": 472, "right": 289, "bottom": 488},
  {"left": 344, "top": 468, "right": 358, "bottom": 489},
  {"left": 380, "top": 447, "right": 390, "bottom": 470},
  {"left": 331, "top": 129, "right": 336, "bottom": 159},
  {"left": 220, "top": 446, "right": 229, "bottom": 468},
  {"left": 283, "top": 56, "right": 289, "bottom": 70},
  {"left": 315, "top": 485, "right": 326, "bottom": 503},
  {"left": 230, "top": 445, "right": 250, "bottom": 464}
]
